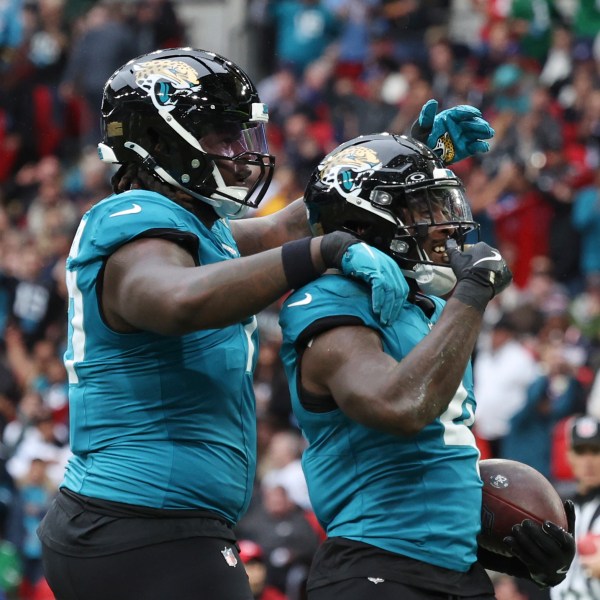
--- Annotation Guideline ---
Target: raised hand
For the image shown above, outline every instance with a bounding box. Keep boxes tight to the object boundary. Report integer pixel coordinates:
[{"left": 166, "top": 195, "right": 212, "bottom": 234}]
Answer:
[
  {"left": 411, "top": 99, "right": 495, "bottom": 165},
  {"left": 446, "top": 239, "right": 512, "bottom": 312}
]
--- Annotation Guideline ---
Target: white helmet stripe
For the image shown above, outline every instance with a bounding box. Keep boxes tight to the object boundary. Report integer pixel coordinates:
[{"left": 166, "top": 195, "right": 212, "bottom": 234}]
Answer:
[
  {"left": 158, "top": 108, "right": 205, "bottom": 152},
  {"left": 125, "top": 141, "right": 186, "bottom": 188}
]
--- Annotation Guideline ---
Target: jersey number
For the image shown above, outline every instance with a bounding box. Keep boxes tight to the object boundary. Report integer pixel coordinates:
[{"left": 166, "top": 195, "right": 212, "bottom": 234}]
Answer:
[
  {"left": 440, "top": 383, "right": 477, "bottom": 447},
  {"left": 242, "top": 317, "right": 258, "bottom": 373}
]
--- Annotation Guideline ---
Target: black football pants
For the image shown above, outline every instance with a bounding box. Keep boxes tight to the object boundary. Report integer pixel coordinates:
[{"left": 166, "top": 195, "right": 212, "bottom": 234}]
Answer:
[
  {"left": 308, "top": 577, "right": 497, "bottom": 599},
  {"left": 42, "top": 536, "right": 254, "bottom": 600}
]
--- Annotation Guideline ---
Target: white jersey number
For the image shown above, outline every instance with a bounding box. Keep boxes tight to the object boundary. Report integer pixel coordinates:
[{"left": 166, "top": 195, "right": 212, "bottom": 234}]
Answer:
[{"left": 440, "top": 382, "right": 477, "bottom": 447}]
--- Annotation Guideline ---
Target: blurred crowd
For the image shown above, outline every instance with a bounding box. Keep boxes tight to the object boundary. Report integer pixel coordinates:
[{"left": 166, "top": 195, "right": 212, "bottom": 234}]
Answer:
[{"left": 1, "top": 0, "right": 600, "bottom": 598}]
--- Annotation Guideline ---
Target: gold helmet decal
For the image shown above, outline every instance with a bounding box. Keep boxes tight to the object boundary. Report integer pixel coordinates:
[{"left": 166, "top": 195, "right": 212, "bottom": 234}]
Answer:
[
  {"left": 133, "top": 59, "right": 201, "bottom": 111},
  {"left": 318, "top": 146, "right": 382, "bottom": 197}
]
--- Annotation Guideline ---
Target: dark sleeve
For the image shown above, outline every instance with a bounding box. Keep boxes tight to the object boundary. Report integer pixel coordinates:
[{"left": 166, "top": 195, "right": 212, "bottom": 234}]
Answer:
[
  {"left": 132, "top": 228, "right": 200, "bottom": 265},
  {"left": 296, "top": 315, "right": 366, "bottom": 351}
]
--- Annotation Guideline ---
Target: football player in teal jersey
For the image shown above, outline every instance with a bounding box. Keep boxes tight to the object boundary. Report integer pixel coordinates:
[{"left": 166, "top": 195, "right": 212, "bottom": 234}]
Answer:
[
  {"left": 35, "top": 47, "right": 498, "bottom": 600},
  {"left": 279, "top": 134, "right": 576, "bottom": 599}
]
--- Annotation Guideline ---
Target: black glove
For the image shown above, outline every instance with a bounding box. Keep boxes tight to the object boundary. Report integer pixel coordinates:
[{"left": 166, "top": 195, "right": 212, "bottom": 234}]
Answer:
[
  {"left": 503, "top": 500, "right": 576, "bottom": 588},
  {"left": 320, "top": 231, "right": 360, "bottom": 268},
  {"left": 446, "top": 239, "right": 513, "bottom": 312}
]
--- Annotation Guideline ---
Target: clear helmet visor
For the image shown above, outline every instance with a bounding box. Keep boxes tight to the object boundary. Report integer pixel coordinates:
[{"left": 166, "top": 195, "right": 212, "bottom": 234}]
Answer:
[
  {"left": 403, "top": 185, "right": 475, "bottom": 230},
  {"left": 197, "top": 121, "right": 274, "bottom": 212},
  {"left": 199, "top": 121, "right": 269, "bottom": 157}
]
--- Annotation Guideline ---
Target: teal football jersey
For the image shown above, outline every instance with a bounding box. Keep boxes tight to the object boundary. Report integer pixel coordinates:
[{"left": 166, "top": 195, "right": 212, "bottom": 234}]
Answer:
[
  {"left": 279, "top": 274, "right": 482, "bottom": 572},
  {"left": 62, "top": 190, "right": 259, "bottom": 524}
]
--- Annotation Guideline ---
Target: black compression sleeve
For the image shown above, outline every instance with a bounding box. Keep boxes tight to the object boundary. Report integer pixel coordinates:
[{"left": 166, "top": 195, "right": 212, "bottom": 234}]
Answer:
[{"left": 281, "top": 237, "right": 320, "bottom": 290}]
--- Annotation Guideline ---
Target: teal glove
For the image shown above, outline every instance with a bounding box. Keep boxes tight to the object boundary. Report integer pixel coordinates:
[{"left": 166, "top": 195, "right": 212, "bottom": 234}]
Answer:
[
  {"left": 411, "top": 99, "right": 495, "bottom": 165},
  {"left": 321, "top": 232, "right": 409, "bottom": 326}
]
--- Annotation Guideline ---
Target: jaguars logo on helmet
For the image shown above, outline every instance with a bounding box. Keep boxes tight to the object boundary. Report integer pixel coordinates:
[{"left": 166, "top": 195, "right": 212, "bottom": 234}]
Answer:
[
  {"left": 318, "top": 146, "right": 382, "bottom": 198},
  {"left": 132, "top": 59, "right": 201, "bottom": 111}
]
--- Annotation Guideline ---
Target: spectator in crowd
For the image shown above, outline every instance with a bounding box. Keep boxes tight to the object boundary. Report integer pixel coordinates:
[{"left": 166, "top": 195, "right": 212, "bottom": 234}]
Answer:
[
  {"left": 535, "top": 137, "right": 590, "bottom": 294},
  {"left": 0, "top": 538, "right": 22, "bottom": 600},
  {"left": 571, "top": 0, "right": 600, "bottom": 57},
  {"left": 539, "top": 25, "right": 573, "bottom": 94},
  {"left": 5, "top": 406, "right": 69, "bottom": 489},
  {"left": 256, "top": 67, "right": 306, "bottom": 132},
  {"left": 569, "top": 273, "right": 600, "bottom": 371},
  {"left": 507, "top": 0, "right": 563, "bottom": 66},
  {"left": 327, "top": 65, "right": 403, "bottom": 142},
  {"left": 588, "top": 369, "right": 600, "bottom": 424},
  {"left": 474, "top": 17, "right": 519, "bottom": 84},
  {"left": 2, "top": 391, "right": 44, "bottom": 457},
  {"left": 378, "top": 0, "right": 447, "bottom": 65},
  {"left": 572, "top": 165, "right": 600, "bottom": 280},
  {"left": 63, "top": 146, "right": 113, "bottom": 211},
  {"left": 483, "top": 158, "right": 553, "bottom": 288},
  {"left": 236, "top": 483, "right": 321, "bottom": 598},
  {"left": 322, "top": 0, "right": 380, "bottom": 75},
  {"left": 254, "top": 165, "right": 305, "bottom": 218},
  {"left": 59, "top": 3, "right": 138, "bottom": 148},
  {"left": 503, "top": 340, "right": 586, "bottom": 478},
  {"left": 2, "top": 0, "right": 68, "bottom": 168},
  {"left": 6, "top": 457, "right": 55, "bottom": 594},
  {"left": 550, "top": 415, "right": 600, "bottom": 599},
  {"left": 126, "top": 0, "right": 185, "bottom": 56},
  {"left": 278, "top": 133, "right": 572, "bottom": 599},
  {"left": 8, "top": 242, "right": 65, "bottom": 351},
  {"left": 238, "top": 539, "right": 289, "bottom": 600},
  {"left": 281, "top": 108, "right": 331, "bottom": 186},
  {"left": 473, "top": 313, "right": 540, "bottom": 457},
  {"left": 0, "top": 0, "right": 24, "bottom": 63},
  {"left": 510, "top": 256, "right": 571, "bottom": 323},
  {"left": 24, "top": 161, "right": 78, "bottom": 243},
  {"left": 0, "top": 272, "right": 18, "bottom": 348},
  {"left": 260, "top": 429, "right": 310, "bottom": 511},
  {"left": 267, "top": 0, "right": 340, "bottom": 75}
]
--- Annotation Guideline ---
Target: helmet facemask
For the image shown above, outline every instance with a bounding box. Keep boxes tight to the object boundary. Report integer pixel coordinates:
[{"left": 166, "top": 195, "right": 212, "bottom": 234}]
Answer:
[
  {"left": 144, "top": 118, "right": 275, "bottom": 218},
  {"left": 382, "top": 182, "right": 479, "bottom": 296}
]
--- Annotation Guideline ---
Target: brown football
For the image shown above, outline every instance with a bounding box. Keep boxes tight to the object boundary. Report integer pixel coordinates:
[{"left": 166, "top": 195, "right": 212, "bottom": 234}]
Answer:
[{"left": 478, "top": 458, "right": 568, "bottom": 556}]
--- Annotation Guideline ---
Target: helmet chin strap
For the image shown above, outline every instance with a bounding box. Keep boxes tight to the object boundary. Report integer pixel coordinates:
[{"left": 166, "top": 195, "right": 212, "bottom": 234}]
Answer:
[
  {"left": 401, "top": 247, "right": 457, "bottom": 297},
  {"left": 403, "top": 263, "right": 457, "bottom": 297},
  {"left": 123, "top": 142, "right": 250, "bottom": 219},
  {"left": 206, "top": 163, "right": 251, "bottom": 219},
  {"left": 206, "top": 194, "right": 249, "bottom": 219}
]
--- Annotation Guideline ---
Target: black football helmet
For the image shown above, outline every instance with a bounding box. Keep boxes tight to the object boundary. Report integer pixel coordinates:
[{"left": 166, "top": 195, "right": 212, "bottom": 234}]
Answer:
[
  {"left": 98, "top": 47, "right": 275, "bottom": 218},
  {"left": 305, "top": 133, "right": 479, "bottom": 295}
]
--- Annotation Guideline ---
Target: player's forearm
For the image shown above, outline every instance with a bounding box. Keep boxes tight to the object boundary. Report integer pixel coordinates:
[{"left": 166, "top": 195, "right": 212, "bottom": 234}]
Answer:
[
  {"left": 127, "top": 239, "right": 324, "bottom": 334},
  {"left": 174, "top": 250, "right": 289, "bottom": 329},
  {"left": 231, "top": 198, "right": 310, "bottom": 256},
  {"left": 385, "top": 297, "right": 483, "bottom": 433}
]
